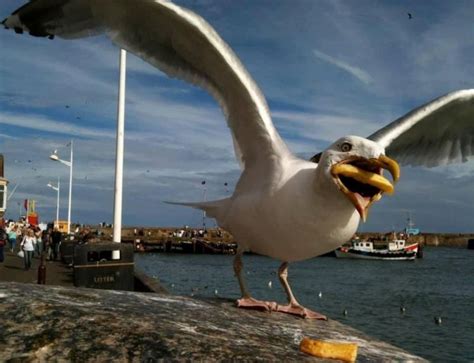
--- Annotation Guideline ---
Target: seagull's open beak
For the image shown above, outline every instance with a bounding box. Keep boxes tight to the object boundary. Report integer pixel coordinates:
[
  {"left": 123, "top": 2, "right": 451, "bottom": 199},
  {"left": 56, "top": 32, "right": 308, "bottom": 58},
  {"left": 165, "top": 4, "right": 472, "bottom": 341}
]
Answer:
[{"left": 331, "top": 155, "right": 400, "bottom": 222}]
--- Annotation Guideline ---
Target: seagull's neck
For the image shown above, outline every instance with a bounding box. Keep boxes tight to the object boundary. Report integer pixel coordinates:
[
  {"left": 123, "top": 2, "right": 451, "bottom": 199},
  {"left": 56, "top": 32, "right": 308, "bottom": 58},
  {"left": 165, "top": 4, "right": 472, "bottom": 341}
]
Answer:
[{"left": 313, "top": 163, "right": 359, "bottom": 223}]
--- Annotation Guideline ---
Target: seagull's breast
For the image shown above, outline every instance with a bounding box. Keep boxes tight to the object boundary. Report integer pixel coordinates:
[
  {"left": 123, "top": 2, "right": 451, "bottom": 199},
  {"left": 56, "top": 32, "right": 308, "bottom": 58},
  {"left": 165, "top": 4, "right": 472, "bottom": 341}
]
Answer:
[{"left": 224, "top": 160, "right": 359, "bottom": 262}]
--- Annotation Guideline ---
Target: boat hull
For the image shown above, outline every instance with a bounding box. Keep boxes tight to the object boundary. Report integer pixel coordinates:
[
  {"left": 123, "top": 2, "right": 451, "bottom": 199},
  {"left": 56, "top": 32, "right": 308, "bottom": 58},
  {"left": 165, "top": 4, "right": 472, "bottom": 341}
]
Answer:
[{"left": 335, "top": 248, "right": 417, "bottom": 260}]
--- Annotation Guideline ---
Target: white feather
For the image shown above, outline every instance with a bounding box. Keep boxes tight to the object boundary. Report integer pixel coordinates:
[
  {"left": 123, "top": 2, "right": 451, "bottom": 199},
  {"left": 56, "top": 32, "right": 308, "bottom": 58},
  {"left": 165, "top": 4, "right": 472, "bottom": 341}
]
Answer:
[{"left": 369, "top": 90, "right": 474, "bottom": 167}]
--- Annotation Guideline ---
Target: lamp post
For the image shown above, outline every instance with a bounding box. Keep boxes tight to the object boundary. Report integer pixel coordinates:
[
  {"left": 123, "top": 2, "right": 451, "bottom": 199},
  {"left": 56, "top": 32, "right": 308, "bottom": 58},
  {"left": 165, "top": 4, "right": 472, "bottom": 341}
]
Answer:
[
  {"left": 47, "top": 177, "right": 60, "bottom": 229},
  {"left": 201, "top": 180, "right": 207, "bottom": 230},
  {"left": 50, "top": 141, "right": 73, "bottom": 234}
]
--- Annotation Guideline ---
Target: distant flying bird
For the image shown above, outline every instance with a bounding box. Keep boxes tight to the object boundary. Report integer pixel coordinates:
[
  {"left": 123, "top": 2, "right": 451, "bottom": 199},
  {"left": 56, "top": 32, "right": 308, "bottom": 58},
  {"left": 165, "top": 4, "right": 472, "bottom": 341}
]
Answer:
[
  {"left": 408, "top": 13, "right": 413, "bottom": 19},
  {"left": 3, "top": 0, "right": 474, "bottom": 319}
]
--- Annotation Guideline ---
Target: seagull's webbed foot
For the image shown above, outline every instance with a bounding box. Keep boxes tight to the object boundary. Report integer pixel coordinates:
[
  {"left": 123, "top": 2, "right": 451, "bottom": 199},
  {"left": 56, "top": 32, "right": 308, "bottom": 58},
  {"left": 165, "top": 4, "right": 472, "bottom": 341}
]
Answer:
[
  {"left": 234, "top": 253, "right": 278, "bottom": 312},
  {"left": 236, "top": 297, "right": 278, "bottom": 312},
  {"left": 276, "top": 303, "right": 327, "bottom": 320},
  {"left": 277, "top": 261, "right": 327, "bottom": 320}
]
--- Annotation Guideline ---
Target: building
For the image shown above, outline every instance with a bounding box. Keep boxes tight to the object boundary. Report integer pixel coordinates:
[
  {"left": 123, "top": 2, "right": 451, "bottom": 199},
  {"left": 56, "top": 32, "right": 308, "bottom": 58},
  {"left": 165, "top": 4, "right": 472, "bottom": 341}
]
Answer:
[{"left": 0, "top": 155, "right": 8, "bottom": 220}]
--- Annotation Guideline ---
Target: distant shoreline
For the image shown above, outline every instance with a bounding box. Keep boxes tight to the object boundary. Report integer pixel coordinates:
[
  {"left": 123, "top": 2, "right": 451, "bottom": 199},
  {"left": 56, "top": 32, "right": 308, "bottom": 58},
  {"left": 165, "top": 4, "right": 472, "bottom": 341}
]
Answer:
[{"left": 89, "top": 226, "right": 473, "bottom": 249}]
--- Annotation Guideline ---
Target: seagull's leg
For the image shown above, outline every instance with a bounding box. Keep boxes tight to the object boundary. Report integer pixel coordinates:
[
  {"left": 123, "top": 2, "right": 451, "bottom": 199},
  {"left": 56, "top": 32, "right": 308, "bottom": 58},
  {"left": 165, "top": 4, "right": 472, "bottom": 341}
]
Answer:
[
  {"left": 234, "top": 252, "right": 277, "bottom": 311},
  {"left": 276, "top": 262, "right": 327, "bottom": 320}
]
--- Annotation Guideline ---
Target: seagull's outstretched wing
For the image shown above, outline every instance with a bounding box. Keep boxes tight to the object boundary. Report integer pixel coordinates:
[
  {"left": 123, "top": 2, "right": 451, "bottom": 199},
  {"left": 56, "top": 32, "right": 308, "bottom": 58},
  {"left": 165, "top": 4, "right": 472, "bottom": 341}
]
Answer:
[
  {"left": 310, "top": 89, "right": 474, "bottom": 166},
  {"left": 368, "top": 89, "right": 474, "bottom": 167},
  {"left": 2, "top": 0, "right": 290, "bottom": 172}
]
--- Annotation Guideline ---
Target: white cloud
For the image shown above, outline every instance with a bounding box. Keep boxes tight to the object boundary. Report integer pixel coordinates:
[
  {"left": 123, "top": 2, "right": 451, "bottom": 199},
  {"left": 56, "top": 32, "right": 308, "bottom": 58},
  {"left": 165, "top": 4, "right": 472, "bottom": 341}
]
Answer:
[
  {"left": 0, "top": 112, "right": 113, "bottom": 138},
  {"left": 313, "top": 49, "right": 373, "bottom": 85},
  {"left": 272, "top": 109, "right": 379, "bottom": 143}
]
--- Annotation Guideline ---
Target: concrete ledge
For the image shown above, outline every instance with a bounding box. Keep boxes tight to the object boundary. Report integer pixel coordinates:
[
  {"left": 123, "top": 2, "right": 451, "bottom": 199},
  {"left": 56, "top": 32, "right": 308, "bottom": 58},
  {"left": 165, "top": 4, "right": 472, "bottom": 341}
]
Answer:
[
  {"left": 134, "top": 267, "right": 168, "bottom": 294},
  {"left": 0, "top": 282, "right": 426, "bottom": 361}
]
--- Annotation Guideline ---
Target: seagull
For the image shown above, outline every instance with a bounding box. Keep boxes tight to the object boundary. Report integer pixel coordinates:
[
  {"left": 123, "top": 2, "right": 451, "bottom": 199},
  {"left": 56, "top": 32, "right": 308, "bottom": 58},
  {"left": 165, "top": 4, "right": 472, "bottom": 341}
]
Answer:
[{"left": 3, "top": 0, "right": 474, "bottom": 319}]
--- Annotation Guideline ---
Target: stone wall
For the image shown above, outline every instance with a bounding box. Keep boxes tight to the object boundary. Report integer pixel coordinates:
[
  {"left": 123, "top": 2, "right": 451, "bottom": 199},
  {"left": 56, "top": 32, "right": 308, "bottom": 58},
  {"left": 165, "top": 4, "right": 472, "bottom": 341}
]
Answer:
[{"left": 0, "top": 282, "right": 426, "bottom": 361}]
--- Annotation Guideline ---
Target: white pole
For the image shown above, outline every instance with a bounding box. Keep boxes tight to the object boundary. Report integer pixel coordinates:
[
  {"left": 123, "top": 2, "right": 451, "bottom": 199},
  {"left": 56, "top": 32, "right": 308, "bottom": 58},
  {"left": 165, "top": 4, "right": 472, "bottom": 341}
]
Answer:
[
  {"left": 202, "top": 186, "right": 207, "bottom": 229},
  {"left": 7, "top": 183, "right": 19, "bottom": 201},
  {"left": 56, "top": 177, "right": 60, "bottom": 228},
  {"left": 113, "top": 49, "right": 126, "bottom": 245},
  {"left": 67, "top": 140, "right": 73, "bottom": 234}
]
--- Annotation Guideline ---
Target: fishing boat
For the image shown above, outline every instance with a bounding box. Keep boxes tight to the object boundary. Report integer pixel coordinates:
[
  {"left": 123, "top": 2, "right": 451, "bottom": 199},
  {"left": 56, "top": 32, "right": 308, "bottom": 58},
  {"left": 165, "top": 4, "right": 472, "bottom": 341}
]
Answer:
[{"left": 335, "top": 235, "right": 419, "bottom": 260}]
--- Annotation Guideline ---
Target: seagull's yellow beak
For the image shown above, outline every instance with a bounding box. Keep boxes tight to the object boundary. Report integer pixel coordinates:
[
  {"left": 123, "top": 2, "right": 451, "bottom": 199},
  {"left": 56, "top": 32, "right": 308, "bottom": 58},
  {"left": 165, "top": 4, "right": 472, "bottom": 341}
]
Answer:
[{"left": 331, "top": 155, "right": 400, "bottom": 222}]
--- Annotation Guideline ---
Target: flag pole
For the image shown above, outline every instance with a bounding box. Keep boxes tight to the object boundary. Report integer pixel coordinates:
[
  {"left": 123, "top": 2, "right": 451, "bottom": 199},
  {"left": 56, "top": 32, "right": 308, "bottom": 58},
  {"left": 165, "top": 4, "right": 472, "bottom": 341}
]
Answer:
[{"left": 113, "top": 48, "right": 127, "bottom": 249}]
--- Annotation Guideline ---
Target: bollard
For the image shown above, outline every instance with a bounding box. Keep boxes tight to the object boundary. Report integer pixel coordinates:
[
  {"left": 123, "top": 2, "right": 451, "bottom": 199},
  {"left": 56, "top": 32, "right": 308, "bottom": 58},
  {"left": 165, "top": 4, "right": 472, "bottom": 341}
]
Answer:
[{"left": 37, "top": 253, "right": 46, "bottom": 284}]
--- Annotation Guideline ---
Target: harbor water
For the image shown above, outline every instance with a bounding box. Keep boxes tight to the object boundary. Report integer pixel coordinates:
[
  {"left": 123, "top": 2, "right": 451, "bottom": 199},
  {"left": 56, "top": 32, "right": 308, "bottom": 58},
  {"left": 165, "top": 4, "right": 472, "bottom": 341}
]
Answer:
[{"left": 136, "top": 247, "right": 473, "bottom": 362}]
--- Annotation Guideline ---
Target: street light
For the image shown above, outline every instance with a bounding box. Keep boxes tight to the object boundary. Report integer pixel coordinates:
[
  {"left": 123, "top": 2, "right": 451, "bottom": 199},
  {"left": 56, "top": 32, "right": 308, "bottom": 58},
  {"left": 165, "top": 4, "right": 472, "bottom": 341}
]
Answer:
[
  {"left": 201, "top": 180, "right": 207, "bottom": 230},
  {"left": 50, "top": 141, "right": 73, "bottom": 234},
  {"left": 47, "top": 177, "right": 60, "bottom": 229}
]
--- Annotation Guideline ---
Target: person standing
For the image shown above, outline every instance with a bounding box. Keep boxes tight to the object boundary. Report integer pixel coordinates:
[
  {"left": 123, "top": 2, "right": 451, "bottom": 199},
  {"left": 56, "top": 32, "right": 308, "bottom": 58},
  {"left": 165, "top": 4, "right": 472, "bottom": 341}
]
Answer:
[
  {"left": 51, "top": 228, "right": 62, "bottom": 261},
  {"left": 7, "top": 225, "right": 17, "bottom": 252},
  {"left": 20, "top": 229, "right": 36, "bottom": 270},
  {"left": 43, "top": 228, "right": 52, "bottom": 260},
  {"left": 0, "top": 227, "right": 7, "bottom": 263},
  {"left": 34, "top": 227, "right": 43, "bottom": 257}
]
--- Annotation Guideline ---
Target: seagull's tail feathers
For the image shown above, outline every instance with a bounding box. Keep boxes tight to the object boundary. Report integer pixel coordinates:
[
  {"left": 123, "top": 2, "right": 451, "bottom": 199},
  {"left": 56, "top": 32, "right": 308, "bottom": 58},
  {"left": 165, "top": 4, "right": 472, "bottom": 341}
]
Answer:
[
  {"left": 2, "top": 0, "right": 102, "bottom": 39},
  {"left": 164, "top": 198, "right": 231, "bottom": 220}
]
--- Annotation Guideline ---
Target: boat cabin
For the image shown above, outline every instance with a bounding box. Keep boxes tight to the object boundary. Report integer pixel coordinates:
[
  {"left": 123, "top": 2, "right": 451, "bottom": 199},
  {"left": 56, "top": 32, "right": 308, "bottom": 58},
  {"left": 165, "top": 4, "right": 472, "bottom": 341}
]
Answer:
[
  {"left": 388, "top": 240, "right": 406, "bottom": 251},
  {"left": 352, "top": 240, "right": 374, "bottom": 251}
]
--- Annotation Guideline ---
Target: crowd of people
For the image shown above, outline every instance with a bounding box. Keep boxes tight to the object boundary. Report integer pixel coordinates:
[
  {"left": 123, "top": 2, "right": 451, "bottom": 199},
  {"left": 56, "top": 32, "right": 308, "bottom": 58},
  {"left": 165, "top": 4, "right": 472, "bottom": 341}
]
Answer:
[{"left": 0, "top": 220, "right": 62, "bottom": 270}]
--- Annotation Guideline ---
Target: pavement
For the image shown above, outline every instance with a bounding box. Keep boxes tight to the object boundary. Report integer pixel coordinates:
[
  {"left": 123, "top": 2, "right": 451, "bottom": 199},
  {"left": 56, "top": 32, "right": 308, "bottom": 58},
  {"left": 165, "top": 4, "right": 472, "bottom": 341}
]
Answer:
[{"left": 0, "top": 248, "right": 73, "bottom": 286}]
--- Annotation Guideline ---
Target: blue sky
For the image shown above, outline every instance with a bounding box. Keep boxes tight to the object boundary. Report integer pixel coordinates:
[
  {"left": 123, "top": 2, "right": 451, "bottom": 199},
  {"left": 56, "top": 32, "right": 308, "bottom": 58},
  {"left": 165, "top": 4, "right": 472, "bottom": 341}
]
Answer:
[{"left": 0, "top": 0, "right": 473, "bottom": 232}]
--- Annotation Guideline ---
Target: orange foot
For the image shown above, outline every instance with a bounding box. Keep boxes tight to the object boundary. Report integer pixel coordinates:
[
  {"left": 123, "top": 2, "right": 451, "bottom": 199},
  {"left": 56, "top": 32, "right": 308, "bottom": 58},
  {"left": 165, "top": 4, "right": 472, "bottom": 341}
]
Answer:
[
  {"left": 236, "top": 297, "right": 278, "bottom": 312},
  {"left": 276, "top": 304, "right": 327, "bottom": 320}
]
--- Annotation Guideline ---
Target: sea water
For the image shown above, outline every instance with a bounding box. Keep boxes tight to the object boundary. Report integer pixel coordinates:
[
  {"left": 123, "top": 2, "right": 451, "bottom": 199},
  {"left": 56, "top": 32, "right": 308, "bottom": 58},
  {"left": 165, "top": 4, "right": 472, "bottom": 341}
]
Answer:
[{"left": 136, "top": 247, "right": 474, "bottom": 362}]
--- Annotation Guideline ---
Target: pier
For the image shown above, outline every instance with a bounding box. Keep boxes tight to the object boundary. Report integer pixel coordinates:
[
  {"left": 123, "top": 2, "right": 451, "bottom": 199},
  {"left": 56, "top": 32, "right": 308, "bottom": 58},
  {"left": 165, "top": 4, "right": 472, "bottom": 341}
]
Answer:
[
  {"left": 106, "top": 226, "right": 474, "bottom": 250},
  {"left": 0, "top": 247, "right": 427, "bottom": 361},
  {"left": 0, "top": 281, "right": 427, "bottom": 361}
]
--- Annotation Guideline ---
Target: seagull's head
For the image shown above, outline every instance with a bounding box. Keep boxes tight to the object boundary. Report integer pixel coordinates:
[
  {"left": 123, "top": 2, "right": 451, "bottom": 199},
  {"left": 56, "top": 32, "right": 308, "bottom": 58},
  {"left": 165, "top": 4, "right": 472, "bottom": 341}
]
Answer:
[{"left": 318, "top": 136, "right": 400, "bottom": 222}]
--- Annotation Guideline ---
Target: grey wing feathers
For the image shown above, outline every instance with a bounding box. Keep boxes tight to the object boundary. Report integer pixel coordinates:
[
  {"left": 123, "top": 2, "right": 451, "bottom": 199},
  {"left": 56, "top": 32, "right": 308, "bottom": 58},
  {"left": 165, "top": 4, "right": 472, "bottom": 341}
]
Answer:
[
  {"left": 368, "top": 89, "right": 474, "bottom": 167},
  {"left": 2, "top": 0, "right": 102, "bottom": 39}
]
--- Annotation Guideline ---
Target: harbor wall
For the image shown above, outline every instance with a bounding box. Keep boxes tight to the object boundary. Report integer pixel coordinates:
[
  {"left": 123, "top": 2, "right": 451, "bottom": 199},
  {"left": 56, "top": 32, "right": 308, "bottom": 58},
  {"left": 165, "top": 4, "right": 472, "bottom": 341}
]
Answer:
[{"left": 96, "top": 226, "right": 473, "bottom": 249}]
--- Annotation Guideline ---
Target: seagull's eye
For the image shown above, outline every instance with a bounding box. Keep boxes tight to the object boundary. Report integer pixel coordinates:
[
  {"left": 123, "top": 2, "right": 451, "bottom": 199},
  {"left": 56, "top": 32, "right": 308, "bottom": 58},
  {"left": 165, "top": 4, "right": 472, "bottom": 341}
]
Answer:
[{"left": 340, "top": 142, "right": 352, "bottom": 152}]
